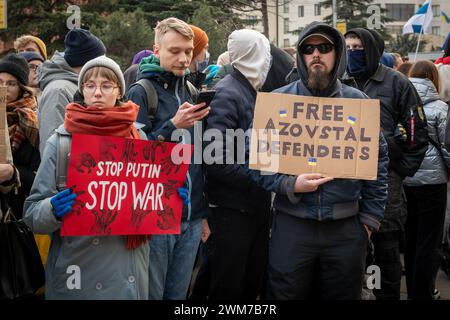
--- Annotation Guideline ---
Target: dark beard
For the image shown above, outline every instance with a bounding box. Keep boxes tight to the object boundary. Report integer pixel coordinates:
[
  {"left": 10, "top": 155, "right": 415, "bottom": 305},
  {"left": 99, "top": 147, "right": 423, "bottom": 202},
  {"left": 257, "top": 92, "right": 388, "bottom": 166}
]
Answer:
[{"left": 307, "top": 66, "right": 330, "bottom": 91}]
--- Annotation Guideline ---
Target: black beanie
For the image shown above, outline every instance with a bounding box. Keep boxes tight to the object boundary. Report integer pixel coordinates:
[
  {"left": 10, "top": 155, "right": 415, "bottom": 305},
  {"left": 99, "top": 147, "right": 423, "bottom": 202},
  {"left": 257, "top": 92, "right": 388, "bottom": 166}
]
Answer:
[
  {"left": 64, "top": 28, "right": 106, "bottom": 67},
  {"left": 0, "top": 53, "right": 30, "bottom": 86}
]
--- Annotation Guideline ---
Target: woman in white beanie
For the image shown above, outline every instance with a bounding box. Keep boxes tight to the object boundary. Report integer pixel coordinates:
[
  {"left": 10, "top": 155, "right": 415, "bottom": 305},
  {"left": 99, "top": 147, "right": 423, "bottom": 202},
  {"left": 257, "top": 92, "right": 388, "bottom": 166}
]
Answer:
[{"left": 23, "top": 56, "right": 150, "bottom": 300}]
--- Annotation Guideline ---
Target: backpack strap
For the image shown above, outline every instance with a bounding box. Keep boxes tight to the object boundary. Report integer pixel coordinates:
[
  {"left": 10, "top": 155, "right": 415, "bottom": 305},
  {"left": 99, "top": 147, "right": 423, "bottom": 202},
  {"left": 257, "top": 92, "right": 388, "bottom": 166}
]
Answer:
[
  {"left": 56, "top": 133, "right": 71, "bottom": 191},
  {"left": 134, "top": 79, "right": 158, "bottom": 123},
  {"left": 129, "top": 78, "right": 196, "bottom": 126}
]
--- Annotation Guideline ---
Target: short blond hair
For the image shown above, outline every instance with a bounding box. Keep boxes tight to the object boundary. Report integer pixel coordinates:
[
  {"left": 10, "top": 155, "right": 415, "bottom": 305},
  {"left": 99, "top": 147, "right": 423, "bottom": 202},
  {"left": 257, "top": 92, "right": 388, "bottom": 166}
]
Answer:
[
  {"left": 154, "top": 17, "right": 194, "bottom": 44},
  {"left": 14, "top": 35, "right": 47, "bottom": 59},
  {"left": 14, "top": 35, "right": 35, "bottom": 51}
]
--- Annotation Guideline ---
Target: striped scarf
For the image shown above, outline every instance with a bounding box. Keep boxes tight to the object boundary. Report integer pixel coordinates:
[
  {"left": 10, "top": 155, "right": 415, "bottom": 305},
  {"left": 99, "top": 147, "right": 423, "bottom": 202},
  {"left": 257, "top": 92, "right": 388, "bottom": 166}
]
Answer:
[{"left": 7, "top": 96, "right": 39, "bottom": 154}]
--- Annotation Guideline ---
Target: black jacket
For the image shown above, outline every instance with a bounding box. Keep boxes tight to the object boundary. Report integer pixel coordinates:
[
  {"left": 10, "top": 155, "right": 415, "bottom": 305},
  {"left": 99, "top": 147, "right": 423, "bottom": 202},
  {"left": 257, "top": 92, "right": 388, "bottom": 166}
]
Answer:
[
  {"left": 205, "top": 69, "right": 271, "bottom": 212},
  {"left": 342, "top": 28, "right": 428, "bottom": 177},
  {"left": 13, "top": 139, "right": 40, "bottom": 218},
  {"left": 261, "top": 44, "right": 294, "bottom": 92}
]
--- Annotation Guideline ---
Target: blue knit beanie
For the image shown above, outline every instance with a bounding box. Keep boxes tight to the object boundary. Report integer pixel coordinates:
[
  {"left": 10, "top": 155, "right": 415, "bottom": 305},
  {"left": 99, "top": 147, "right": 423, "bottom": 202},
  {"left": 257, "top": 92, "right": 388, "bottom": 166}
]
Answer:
[
  {"left": 64, "top": 28, "right": 106, "bottom": 67},
  {"left": 17, "top": 51, "right": 44, "bottom": 63},
  {"left": 380, "top": 52, "right": 394, "bottom": 68}
]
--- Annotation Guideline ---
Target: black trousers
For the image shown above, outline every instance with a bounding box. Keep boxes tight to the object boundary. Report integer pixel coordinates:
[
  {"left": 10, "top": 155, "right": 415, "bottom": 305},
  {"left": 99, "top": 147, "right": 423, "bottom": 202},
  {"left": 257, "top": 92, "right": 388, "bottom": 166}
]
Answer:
[
  {"left": 206, "top": 206, "right": 271, "bottom": 300},
  {"left": 404, "top": 183, "right": 447, "bottom": 299},
  {"left": 266, "top": 212, "right": 368, "bottom": 300},
  {"left": 371, "top": 230, "right": 402, "bottom": 299},
  {"left": 189, "top": 242, "right": 211, "bottom": 300},
  {"left": 372, "top": 171, "right": 404, "bottom": 300}
]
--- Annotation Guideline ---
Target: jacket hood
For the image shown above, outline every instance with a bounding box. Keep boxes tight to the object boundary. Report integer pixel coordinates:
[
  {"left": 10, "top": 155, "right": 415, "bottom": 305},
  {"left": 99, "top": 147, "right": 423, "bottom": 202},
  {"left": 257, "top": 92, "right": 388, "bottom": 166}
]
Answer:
[
  {"left": 345, "top": 28, "right": 381, "bottom": 77},
  {"left": 261, "top": 44, "right": 294, "bottom": 92},
  {"left": 410, "top": 77, "right": 441, "bottom": 105},
  {"left": 296, "top": 22, "right": 346, "bottom": 96},
  {"left": 38, "top": 51, "right": 79, "bottom": 90},
  {"left": 228, "top": 29, "right": 271, "bottom": 91}
]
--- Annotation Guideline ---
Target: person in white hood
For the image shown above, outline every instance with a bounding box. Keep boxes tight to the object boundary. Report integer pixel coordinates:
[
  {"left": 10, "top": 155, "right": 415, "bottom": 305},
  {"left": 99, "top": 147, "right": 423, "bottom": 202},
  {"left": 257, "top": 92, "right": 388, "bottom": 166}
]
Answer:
[{"left": 200, "top": 29, "right": 273, "bottom": 300}]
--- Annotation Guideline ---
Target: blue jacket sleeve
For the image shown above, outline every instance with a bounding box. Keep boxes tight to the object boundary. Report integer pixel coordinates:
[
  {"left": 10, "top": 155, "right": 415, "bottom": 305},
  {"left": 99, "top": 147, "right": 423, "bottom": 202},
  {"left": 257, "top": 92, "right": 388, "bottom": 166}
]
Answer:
[{"left": 241, "top": 136, "right": 299, "bottom": 200}]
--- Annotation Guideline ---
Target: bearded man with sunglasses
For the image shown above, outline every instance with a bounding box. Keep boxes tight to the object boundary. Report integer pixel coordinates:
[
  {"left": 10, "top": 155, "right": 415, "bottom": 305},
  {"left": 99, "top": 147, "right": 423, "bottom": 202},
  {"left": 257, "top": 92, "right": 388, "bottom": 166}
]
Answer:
[{"left": 255, "top": 22, "right": 389, "bottom": 299}]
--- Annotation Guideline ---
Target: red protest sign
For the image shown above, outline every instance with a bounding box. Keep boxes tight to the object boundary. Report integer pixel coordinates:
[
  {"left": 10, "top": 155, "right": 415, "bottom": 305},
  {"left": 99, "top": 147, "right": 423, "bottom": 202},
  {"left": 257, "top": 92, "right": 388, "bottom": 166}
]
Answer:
[{"left": 60, "top": 134, "right": 191, "bottom": 237}]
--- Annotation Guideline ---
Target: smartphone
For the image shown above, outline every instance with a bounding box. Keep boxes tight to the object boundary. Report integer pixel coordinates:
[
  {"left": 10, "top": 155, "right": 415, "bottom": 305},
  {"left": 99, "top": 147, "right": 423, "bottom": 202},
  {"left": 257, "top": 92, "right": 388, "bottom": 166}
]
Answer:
[{"left": 195, "top": 90, "right": 216, "bottom": 111}]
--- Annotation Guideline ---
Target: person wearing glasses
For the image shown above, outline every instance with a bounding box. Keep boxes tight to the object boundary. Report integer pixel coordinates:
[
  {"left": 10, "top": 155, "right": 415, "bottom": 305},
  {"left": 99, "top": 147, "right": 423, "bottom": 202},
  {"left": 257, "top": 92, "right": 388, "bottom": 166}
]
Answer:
[
  {"left": 0, "top": 54, "right": 39, "bottom": 220},
  {"left": 24, "top": 56, "right": 151, "bottom": 299},
  {"left": 342, "top": 28, "right": 428, "bottom": 300},
  {"left": 243, "top": 22, "right": 389, "bottom": 300},
  {"left": 17, "top": 51, "right": 44, "bottom": 90}
]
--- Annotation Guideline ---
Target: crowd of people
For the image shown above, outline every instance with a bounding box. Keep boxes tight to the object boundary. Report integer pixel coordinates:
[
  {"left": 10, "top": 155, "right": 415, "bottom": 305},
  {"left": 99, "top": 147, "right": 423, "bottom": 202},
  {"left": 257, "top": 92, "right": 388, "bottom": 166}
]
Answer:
[{"left": 1, "top": 16, "right": 450, "bottom": 300}]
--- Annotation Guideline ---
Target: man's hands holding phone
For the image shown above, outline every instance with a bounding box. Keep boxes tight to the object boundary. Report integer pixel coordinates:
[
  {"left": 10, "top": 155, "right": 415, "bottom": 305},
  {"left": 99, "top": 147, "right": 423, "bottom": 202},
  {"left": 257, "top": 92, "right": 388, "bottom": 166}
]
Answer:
[{"left": 171, "top": 102, "right": 210, "bottom": 129}]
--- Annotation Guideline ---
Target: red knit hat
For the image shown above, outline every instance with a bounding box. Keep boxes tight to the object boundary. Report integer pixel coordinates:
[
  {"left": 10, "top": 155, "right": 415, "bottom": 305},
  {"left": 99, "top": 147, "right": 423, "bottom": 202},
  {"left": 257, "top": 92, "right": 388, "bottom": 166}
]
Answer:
[{"left": 189, "top": 25, "right": 209, "bottom": 59}]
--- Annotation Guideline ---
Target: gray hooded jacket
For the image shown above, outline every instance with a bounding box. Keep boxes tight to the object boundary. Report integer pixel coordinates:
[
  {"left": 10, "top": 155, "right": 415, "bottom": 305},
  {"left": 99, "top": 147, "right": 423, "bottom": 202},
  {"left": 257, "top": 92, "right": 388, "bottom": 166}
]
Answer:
[
  {"left": 23, "top": 125, "right": 149, "bottom": 300},
  {"left": 38, "top": 51, "right": 78, "bottom": 155},
  {"left": 404, "top": 77, "right": 450, "bottom": 186}
]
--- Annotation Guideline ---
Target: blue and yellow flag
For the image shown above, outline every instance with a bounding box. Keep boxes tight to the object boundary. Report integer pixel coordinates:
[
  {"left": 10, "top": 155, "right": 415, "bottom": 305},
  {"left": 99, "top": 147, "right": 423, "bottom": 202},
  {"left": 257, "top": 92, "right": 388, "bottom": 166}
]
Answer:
[
  {"left": 442, "top": 11, "right": 450, "bottom": 24},
  {"left": 308, "top": 157, "right": 317, "bottom": 166},
  {"left": 347, "top": 116, "right": 357, "bottom": 125}
]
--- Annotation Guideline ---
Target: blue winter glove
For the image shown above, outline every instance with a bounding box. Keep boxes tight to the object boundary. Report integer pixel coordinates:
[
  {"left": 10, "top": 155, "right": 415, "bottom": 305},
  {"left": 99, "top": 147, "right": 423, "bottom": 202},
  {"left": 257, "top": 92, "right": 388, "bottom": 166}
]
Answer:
[
  {"left": 178, "top": 187, "right": 190, "bottom": 205},
  {"left": 50, "top": 188, "right": 77, "bottom": 219}
]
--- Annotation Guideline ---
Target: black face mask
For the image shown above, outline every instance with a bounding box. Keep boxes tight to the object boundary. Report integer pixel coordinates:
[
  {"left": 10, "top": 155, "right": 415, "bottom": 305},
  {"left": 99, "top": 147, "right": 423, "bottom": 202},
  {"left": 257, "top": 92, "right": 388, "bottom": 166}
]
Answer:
[{"left": 346, "top": 49, "right": 367, "bottom": 77}]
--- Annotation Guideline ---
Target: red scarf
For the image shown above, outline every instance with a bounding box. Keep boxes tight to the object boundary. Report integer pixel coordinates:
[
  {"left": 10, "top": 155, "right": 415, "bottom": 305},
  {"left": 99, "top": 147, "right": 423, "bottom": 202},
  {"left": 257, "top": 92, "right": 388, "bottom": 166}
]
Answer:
[
  {"left": 64, "top": 101, "right": 140, "bottom": 138},
  {"left": 435, "top": 56, "right": 450, "bottom": 65},
  {"left": 64, "top": 101, "right": 150, "bottom": 250}
]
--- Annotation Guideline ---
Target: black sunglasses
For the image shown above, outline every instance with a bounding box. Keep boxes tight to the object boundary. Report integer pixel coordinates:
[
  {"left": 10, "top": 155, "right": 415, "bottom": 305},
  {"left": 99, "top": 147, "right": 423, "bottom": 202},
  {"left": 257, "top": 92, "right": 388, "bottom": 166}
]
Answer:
[{"left": 299, "top": 43, "right": 334, "bottom": 55}]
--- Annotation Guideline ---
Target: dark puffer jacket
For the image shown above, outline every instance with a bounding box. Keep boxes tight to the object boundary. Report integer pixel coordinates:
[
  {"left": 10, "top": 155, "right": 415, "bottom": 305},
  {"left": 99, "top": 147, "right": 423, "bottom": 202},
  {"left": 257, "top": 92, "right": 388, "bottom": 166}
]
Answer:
[
  {"left": 204, "top": 68, "right": 271, "bottom": 212},
  {"left": 12, "top": 139, "right": 40, "bottom": 218}
]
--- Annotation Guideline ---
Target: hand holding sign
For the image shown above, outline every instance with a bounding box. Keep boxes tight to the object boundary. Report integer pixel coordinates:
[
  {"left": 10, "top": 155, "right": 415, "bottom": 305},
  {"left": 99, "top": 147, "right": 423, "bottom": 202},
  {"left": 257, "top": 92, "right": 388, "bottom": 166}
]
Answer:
[
  {"left": 0, "top": 163, "right": 14, "bottom": 183},
  {"left": 51, "top": 188, "right": 78, "bottom": 219},
  {"left": 294, "top": 173, "right": 334, "bottom": 193},
  {"left": 177, "top": 187, "right": 190, "bottom": 205}
]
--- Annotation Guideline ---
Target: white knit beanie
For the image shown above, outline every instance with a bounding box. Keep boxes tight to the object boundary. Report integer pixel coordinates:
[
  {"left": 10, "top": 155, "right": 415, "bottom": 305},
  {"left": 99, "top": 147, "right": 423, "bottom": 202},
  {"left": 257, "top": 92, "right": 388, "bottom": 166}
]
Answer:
[{"left": 78, "top": 56, "right": 126, "bottom": 96}]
